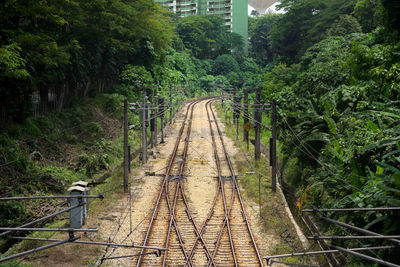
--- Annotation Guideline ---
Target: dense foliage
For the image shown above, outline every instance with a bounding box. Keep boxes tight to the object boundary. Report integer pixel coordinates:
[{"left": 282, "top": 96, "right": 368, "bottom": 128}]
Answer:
[
  {"left": 252, "top": 0, "right": 400, "bottom": 264},
  {"left": 0, "top": 1, "right": 252, "bottom": 238},
  {"left": 0, "top": 0, "right": 174, "bottom": 127}
]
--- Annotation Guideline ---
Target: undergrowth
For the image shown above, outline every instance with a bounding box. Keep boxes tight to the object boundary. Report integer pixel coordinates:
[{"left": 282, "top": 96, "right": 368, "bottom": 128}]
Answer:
[{"left": 0, "top": 93, "right": 134, "bottom": 232}]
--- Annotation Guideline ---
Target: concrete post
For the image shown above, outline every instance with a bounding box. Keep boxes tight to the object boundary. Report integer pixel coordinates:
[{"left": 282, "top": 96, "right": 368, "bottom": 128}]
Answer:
[{"left": 68, "top": 186, "right": 85, "bottom": 229}]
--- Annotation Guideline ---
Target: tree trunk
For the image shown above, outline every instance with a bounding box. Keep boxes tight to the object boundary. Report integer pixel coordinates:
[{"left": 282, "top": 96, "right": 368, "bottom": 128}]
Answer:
[
  {"left": 56, "top": 85, "right": 66, "bottom": 112},
  {"left": 83, "top": 80, "right": 91, "bottom": 98},
  {"left": 39, "top": 86, "right": 48, "bottom": 115}
]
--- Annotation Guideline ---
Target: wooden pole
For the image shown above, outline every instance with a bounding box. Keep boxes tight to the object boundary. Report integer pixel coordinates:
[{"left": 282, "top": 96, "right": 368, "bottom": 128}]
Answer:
[
  {"left": 255, "top": 86, "right": 261, "bottom": 160},
  {"left": 169, "top": 84, "right": 172, "bottom": 125},
  {"left": 159, "top": 97, "right": 165, "bottom": 144},
  {"left": 271, "top": 99, "right": 277, "bottom": 192},
  {"left": 142, "top": 87, "right": 147, "bottom": 164},
  {"left": 123, "top": 98, "right": 129, "bottom": 192},
  {"left": 150, "top": 87, "right": 155, "bottom": 149},
  {"left": 243, "top": 88, "right": 249, "bottom": 150},
  {"left": 154, "top": 84, "right": 158, "bottom": 146}
]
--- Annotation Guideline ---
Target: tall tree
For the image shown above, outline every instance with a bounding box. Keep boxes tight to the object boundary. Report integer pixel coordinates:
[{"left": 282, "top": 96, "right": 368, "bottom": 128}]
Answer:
[
  {"left": 248, "top": 14, "right": 280, "bottom": 65},
  {"left": 271, "top": 0, "right": 358, "bottom": 62}
]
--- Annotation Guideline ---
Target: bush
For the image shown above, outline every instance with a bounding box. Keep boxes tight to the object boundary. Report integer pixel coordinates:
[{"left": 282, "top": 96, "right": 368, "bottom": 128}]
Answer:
[
  {"left": 212, "top": 54, "right": 240, "bottom": 76},
  {"left": 0, "top": 201, "right": 26, "bottom": 226}
]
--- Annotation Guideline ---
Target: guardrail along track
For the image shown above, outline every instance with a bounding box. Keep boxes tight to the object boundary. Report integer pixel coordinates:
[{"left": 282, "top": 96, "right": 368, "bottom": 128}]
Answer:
[{"left": 135, "top": 98, "right": 262, "bottom": 267}]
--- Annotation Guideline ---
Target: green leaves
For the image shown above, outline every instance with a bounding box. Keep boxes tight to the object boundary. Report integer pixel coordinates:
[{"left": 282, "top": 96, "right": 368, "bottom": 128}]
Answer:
[
  {"left": 263, "top": 7, "right": 400, "bottom": 260},
  {"left": 0, "top": 43, "right": 30, "bottom": 80}
]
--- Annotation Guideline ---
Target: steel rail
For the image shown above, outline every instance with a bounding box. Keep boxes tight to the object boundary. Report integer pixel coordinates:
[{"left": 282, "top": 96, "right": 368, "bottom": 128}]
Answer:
[
  {"left": 184, "top": 102, "right": 222, "bottom": 266},
  {"left": 205, "top": 99, "right": 238, "bottom": 267},
  {"left": 171, "top": 98, "right": 215, "bottom": 265},
  {"left": 174, "top": 100, "right": 215, "bottom": 265},
  {"left": 162, "top": 100, "right": 202, "bottom": 267},
  {"left": 136, "top": 101, "right": 195, "bottom": 267},
  {"left": 209, "top": 98, "right": 263, "bottom": 266},
  {"left": 137, "top": 99, "right": 208, "bottom": 267}
]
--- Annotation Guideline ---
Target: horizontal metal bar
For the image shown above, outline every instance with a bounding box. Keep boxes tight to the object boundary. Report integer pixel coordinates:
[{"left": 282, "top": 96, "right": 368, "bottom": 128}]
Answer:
[
  {"left": 0, "top": 194, "right": 104, "bottom": 201},
  {"left": 0, "top": 235, "right": 80, "bottom": 263},
  {"left": 264, "top": 245, "right": 397, "bottom": 261},
  {"left": 319, "top": 216, "right": 400, "bottom": 245},
  {"left": 0, "top": 203, "right": 83, "bottom": 237},
  {"left": 102, "top": 250, "right": 162, "bottom": 260},
  {"left": 129, "top": 107, "right": 160, "bottom": 110},
  {"left": 303, "top": 207, "right": 400, "bottom": 212},
  {"left": 9, "top": 236, "right": 136, "bottom": 248},
  {"left": 328, "top": 244, "right": 400, "bottom": 267},
  {"left": 0, "top": 227, "right": 97, "bottom": 233},
  {"left": 309, "top": 235, "right": 400, "bottom": 240},
  {"left": 268, "top": 260, "right": 319, "bottom": 267},
  {"left": 8, "top": 236, "right": 167, "bottom": 250},
  {"left": 262, "top": 125, "right": 272, "bottom": 131}
]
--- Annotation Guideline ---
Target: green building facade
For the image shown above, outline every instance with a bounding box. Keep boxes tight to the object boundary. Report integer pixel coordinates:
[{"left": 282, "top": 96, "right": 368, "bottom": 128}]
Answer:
[{"left": 155, "top": 0, "right": 248, "bottom": 45}]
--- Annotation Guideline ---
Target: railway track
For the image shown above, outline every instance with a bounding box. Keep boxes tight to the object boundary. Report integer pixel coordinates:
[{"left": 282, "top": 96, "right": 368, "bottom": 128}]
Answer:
[{"left": 135, "top": 98, "right": 263, "bottom": 266}]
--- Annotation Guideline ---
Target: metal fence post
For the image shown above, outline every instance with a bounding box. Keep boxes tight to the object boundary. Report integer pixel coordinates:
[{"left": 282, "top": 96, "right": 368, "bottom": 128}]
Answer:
[
  {"left": 123, "top": 98, "right": 129, "bottom": 192},
  {"left": 271, "top": 99, "right": 277, "bottom": 192}
]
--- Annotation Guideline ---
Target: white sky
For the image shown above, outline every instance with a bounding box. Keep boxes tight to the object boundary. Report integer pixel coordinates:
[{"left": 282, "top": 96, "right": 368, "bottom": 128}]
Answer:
[{"left": 248, "top": 2, "right": 284, "bottom": 16}]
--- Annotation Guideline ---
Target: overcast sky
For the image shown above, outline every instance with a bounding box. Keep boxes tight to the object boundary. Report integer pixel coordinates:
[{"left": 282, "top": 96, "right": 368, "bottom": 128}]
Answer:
[{"left": 248, "top": 2, "right": 284, "bottom": 16}]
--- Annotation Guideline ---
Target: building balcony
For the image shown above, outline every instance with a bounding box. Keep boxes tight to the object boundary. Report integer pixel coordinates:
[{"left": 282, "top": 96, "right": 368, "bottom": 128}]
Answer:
[
  {"left": 158, "top": 0, "right": 174, "bottom": 4},
  {"left": 177, "top": 2, "right": 196, "bottom": 7},
  {"left": 208, "top": 0, "right": 230, "bottom": 5}
]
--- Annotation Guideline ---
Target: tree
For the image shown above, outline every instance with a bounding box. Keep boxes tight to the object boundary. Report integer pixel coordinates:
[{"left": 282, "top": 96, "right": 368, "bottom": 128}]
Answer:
[
  {"left": 381, "top": 0, "right": 400, "bottom": 34},
  {"left": 248, "top": 14, "right": 280, "bottom": 65},
  {"left": 271, "top": 0, "right": 358, "bottom": 62},
  {"left": 353, "top": 0, "right": 384, "bottom": 32},
  {"left": 0, "top": 0, "right": 174, "bottom": 126},
  {"left": 177, "top": 15, "right": 243, "bottom": 59},
  {"left": 326, "top": 15, "right": 362, "bottom": 36},
  {"left": 212, "top": 54, "right": 240, "bottom": 76},
  {"left": 250, "top": 10, "right": 259, "bottom": 17}
]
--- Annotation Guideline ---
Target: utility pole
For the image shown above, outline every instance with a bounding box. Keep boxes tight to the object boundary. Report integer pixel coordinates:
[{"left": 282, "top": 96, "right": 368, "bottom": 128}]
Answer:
[
  {"left": 141, "top": 86, "right": 147, "bottom": 164},
  {"left": 123, "top": 98, "right": 129, "bottom": 192},
  {"left": 232, "top": 87, "right": 236, "bottom": 125},
  {"left": 271, "top": 99, "right": 277, "bottom": 192},
  {"left": 150, "top": 87, "right": 155, "bottom": 149},
  {"left": 169, "top": 84, "right": 172, "bottom": 125},
  {"left": 159, "top": 97, "right": 165, "bottom": 144},
  {"left": 243, "top": 87, "right": 249, "bottom": 150},
  {"left": 234, "top": 94, "right": 241, "bottom": 141},
  {"left": 254, "top": 84, "right": 261, "bottom": 160},
  {"left": 154, "top": 83, "right": 159, "bottom": 146}
]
